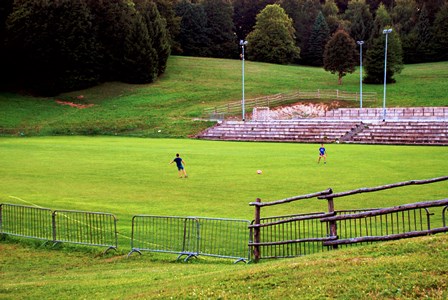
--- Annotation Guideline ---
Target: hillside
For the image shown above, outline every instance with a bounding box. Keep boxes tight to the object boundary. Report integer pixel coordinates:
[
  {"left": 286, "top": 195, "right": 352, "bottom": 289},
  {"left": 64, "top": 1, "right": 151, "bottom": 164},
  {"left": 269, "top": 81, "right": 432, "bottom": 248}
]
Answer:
[
  {"left": 0, "top": 56, "right": 447, "bottom": 138},
  {"left": 1, "top": 234, "right": 447, "bottom": 299}
]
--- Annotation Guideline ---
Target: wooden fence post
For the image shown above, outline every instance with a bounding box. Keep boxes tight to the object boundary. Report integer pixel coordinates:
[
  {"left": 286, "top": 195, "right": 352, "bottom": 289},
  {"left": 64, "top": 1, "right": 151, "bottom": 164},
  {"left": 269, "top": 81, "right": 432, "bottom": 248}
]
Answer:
[
  {"left": 326, "top": 189, "right": 338, "bottom": 249},
  {"left": 253, "top": 198, "right": 261, "bottom": 262}
]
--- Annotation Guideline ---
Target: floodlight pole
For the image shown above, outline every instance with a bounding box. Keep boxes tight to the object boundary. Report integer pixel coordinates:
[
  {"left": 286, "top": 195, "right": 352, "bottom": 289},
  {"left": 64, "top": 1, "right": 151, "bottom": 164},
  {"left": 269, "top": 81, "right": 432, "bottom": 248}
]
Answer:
[
  {"left": 240, "top": 40, "right": 248, "bottom": 121},
  {"left": 382, "top": 29, "right": 392, "bottom": 121},
  {"left": 357, "top": 41, "right": 364, "bottom": 109}
]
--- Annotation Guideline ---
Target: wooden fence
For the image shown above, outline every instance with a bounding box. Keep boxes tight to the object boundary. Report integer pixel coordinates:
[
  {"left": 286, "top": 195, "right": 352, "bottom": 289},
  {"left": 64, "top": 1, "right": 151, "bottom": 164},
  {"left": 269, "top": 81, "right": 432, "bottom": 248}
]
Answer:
[
  {"left": 204, "top": 89, "right": 377, "bottom": 119},
  {"left": 249, "top": 176, "right": 448, "bottom": 261}
]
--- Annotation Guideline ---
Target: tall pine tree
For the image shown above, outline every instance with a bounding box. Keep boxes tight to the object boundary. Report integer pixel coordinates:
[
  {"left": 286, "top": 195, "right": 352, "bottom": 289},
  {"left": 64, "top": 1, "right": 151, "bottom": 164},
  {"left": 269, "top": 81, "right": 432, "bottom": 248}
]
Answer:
[
  {"left": 364, "top": 5, "right": 403, "bottom": 84},
  {"left": 203, "top": 0, "right": 236, "bottom": 58},
  {"left": 306, "top": 11, "right": 330, "bottom": 66}
]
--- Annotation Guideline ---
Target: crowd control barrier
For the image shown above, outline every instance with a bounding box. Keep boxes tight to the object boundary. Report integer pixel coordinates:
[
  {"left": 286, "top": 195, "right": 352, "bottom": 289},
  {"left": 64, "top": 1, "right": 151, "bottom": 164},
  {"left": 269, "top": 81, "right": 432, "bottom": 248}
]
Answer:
[
  {"left": 0, "top": 204, "right": 117, "bottom": 252},
  {"left": 128, "top": 215, "right": 251, "bottom": 263}
]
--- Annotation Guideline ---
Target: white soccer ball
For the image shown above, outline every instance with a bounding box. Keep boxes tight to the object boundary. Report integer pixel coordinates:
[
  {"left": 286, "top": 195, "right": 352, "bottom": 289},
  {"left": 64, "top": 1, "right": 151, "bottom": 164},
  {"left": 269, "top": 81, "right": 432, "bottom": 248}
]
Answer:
[{"left": 257, "top": 170, "right": 262, "bottom": 174}]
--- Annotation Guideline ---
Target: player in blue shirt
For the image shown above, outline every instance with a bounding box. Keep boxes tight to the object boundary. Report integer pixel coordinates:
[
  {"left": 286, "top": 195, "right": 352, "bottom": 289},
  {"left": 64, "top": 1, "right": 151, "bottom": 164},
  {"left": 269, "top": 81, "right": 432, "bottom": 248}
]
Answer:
[
  {"left": 170, "top": 153, "right": 188, "bottom": 178},
  {"left": 318, "top": 144, "right": 327, "bottom": 164}
]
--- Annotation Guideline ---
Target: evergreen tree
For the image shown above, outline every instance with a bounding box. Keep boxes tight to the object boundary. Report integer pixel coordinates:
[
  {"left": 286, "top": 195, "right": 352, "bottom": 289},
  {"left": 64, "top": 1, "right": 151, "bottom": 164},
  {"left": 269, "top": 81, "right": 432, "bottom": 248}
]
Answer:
[
  {"left": 323, "top": 29, "right": 357, "bottom": 85},
  {"left": 5, "top": 0, "right": 100, "bottom": 95},
  {"left": 364, "top": 4, "right": 403, "bottom": 84},
  {"left": 121, "top": 6, "right": 156, "bottom": 83},
  {"left": 246, "top": 4, "right": 300, "bottom": 64},
  {"left": 432, "top": 2, "right": 448, "bottom": 61},
  {"left": 391, "top": 0, "right": 418, "bottom": 63},
  {"left": 232, "top": 0, "right": 275, "bottom": 41},
  {"left": 0, "top": 0, "right": 13, "bottom": 86},
  {"left": 176, "top": 1, "right": 210, "bottom": 56},
  {"left": 135, "top": 0, "right": 171, "bottom": 75},
  {"left": 343, "top": 0, "right": 373, "bottom": 45},
  {"left": 322, "top": 0, "right": 344, "bottom": 34},
  {"left": 154, "top": 0, "right": 181, "bottom": 53},
  {"left": 306, "top": 11, "right": 330, "bottom": 66},
  {"left": 411, "top": 4, "right": 437, "bottom": 62},
  {"left": 203, "top": 0, "right": 236, "bottom": 58},
  {"left": 294, "top": 0, "right": 320, "bottom": 64}
]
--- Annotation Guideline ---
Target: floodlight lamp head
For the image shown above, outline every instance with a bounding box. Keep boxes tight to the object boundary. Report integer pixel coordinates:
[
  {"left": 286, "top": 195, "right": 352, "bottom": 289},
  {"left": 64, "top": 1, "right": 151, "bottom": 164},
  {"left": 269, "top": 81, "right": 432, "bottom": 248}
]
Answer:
[
  {"left": 383, "top": 29, "right": 393, "bottom": 34},
  {"left": 239, "top": 40, "right": 248, "bottom": 46},
  {"left": 357, "top": 41, "right": 364, "bottom": 45}
]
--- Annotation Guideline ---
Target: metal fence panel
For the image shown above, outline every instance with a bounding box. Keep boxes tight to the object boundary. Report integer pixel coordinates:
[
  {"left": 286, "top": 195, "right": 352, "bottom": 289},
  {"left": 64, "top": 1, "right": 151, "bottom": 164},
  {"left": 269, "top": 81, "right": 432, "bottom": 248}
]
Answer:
[
  {"left": 0, "top": 203, "right": 52, "bottom": 241},
  {"left": 130, "top": 215, "right": 199, "bottom": 258},
  {"left": 256, "top": 213, "right": 329, "bottom": 259},
  {"left": 196, "top": 217, "right": 251, "bottom": 262},
  {"left": 53, "top": 210, "right": 117, "bottom": 249}
]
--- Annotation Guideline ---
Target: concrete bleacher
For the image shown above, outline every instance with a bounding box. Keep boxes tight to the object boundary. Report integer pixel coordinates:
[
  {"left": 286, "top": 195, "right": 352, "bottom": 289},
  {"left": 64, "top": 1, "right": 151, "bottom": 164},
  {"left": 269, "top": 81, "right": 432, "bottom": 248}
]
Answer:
[
  {"left": 349, "top": 121, "right": 448, "bottom": 145},
  {"left": 197, "top": 120, "right": 361, "bottom": 143},
  {"left": 322, "top": 107, "right": 448, "bottom": 121},
  {"left": 197, "top": 107, "right": 448, "bottom": 145}
]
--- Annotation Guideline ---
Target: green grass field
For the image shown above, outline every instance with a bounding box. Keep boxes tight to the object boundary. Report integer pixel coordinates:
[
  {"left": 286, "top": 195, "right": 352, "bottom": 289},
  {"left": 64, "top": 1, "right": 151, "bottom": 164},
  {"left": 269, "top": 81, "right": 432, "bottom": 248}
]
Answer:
[{"left": 1, "top": 137, "right": 447, "bottom": 299}]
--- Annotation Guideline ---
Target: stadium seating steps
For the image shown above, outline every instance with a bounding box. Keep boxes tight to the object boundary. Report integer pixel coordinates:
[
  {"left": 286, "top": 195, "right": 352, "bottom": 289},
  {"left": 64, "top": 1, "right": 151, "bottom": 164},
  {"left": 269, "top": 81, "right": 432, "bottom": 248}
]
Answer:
[{"left": 196, "top": 107, "right": 448, "bottom": 145}]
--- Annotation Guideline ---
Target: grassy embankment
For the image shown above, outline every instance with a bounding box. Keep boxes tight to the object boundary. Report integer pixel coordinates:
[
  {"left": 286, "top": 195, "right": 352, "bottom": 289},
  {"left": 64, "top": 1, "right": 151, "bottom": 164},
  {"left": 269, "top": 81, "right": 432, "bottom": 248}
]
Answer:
[{"left": 0, "top": 57, "right": 447, "bottom": 137}]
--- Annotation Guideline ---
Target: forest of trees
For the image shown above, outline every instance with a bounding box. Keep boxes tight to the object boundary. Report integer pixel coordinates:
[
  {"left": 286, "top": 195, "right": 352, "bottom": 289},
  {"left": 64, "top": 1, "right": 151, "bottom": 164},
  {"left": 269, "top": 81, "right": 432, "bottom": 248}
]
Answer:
[{"left": 0, "top": 0, "right": 447, "bottom": 95}]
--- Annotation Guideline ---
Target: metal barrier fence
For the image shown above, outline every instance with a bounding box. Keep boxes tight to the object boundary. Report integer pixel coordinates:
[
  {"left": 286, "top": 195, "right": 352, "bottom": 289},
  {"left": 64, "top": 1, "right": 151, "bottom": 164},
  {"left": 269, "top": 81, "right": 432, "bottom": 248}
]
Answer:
[
  {"left": 0, "top": 203, "right": 53, "bottom": 241},
  {"left": 0, "top": 204, "right": 117, "bottom": 252},
  {"left": 250, "top": 212, "right": 329, "bottom": 259},
  {"left": 128, "top": 215, "right": 251, "bottom": 263},
  {"left": 53, "top": 210, "right": 118, "bottom": 251},
  {"left": 128, "top": 216, "right": 200, "bottom": 260}
]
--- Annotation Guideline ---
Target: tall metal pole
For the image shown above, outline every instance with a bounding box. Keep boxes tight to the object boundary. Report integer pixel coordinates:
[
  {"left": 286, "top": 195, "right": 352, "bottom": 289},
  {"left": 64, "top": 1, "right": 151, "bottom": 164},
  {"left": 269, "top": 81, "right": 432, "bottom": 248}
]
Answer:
[
  {"left": 357, "top": 41, "right": 364, "bottom": 109},
  {"left": 382, "top": 29, "right": 392, "bottom": 121},
  {"left": 240, "top": 40, "right": 248, "bottom": 121}
]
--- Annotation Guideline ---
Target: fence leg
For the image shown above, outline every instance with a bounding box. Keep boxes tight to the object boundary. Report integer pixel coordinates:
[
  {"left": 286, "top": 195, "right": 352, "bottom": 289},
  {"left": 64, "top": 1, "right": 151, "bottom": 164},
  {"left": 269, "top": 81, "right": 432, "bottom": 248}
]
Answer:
[
  {"left": 253, "top": 198, "right": 261, "bottom": 262},
  {"left": 326, "top": 190, "right": 338, "bottom": 249}
]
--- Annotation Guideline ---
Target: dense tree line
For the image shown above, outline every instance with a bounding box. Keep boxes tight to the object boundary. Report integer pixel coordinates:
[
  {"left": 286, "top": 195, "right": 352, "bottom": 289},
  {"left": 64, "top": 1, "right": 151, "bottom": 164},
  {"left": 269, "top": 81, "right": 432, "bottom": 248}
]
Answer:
[
  {"left": 0, "top": 0, "right": 171, "bottom": 95},
  {"left": 170, "top": 0, "right": 446, "bottom": 83},
  {"left": 0, "top": 0, "right": 447, "bottom": 95}
]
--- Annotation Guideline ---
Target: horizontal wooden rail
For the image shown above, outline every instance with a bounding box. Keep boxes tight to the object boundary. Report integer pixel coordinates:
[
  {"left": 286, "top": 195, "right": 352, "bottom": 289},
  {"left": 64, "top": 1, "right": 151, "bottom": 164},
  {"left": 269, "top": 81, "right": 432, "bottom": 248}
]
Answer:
[
  {"left": 249, "top": 188, "right": 332, "bottom": 207},
  {"left": 249, "top": 236, "right": 338, "bottom": 247},
  {"left": 320, "top": 199, "right": 448, "bottom": 222},
  {"left": 318, "top": 176, "right": 448, "bottom": 200},
  {"left": 203, "top": 89, "right": 377, "bottom": 115},
  {"left": 248, "top": 212, "right": 333, "bottom": 228},
  {"left": 323, "top": 227, "right": 448, "bottom": 246}
]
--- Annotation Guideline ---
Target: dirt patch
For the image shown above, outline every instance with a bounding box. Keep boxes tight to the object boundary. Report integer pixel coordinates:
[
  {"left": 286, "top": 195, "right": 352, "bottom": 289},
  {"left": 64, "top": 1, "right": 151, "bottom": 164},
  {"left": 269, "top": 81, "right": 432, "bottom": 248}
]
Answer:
[
  {"left": 55, "top": 96, "right": 94, "bottom": 109},
  {"left": 252, "top": 101, "right": 344, "bottom": 120}
]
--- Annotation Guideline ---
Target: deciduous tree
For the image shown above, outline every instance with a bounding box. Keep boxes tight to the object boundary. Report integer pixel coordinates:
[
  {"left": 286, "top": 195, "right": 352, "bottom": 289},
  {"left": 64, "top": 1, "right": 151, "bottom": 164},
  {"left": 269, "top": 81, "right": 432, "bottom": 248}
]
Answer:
[
  {"left": 323, "top": 29, "right": 357, "bottom": 85},
  {"left": 246, "top": 4, "right": 300, "bottom": 64}
]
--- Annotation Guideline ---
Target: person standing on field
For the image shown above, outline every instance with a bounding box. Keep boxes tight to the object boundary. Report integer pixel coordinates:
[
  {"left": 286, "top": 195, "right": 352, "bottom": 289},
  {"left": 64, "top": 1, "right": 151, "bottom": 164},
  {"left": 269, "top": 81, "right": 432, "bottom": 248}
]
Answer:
[
  {"left": 318, "top": 144, "right": 327, "bottom": 164},
  {"left": 170, "top": 153, "right": 188, "bottom": 178}
]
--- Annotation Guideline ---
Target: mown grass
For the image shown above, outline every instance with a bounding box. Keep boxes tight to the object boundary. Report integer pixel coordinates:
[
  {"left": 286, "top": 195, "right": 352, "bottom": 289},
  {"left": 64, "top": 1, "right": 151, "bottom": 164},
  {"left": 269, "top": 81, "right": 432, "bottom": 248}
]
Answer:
[
  {"left": 0, "top": 57, "right": 447, "bottom": 137},
  {"left": 1, "top": 233, "right": 447, "bottom": 299}
]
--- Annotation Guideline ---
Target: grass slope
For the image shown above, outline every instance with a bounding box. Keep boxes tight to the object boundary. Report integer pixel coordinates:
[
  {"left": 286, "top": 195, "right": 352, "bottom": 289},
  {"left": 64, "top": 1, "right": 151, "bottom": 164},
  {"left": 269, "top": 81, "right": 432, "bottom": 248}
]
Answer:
[
  {"left": 1, "top": 234, "right": 447, "bottom": 299},
  {"left": 0, "top": 57, "right": 447, "bottom": 137}
]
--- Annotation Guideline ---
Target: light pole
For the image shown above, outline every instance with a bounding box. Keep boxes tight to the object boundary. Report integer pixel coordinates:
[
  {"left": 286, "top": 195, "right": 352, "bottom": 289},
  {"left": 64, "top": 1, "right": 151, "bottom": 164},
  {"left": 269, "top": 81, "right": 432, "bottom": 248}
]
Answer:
[
  {"left": 357, "top": 41, "right": 364, "bottom": 109},
  {"left": 240, "top": 40, "right": 248, "bottom": 121},
  {"left": 382, "top": 28, "right": 392, "bottom": 121}
]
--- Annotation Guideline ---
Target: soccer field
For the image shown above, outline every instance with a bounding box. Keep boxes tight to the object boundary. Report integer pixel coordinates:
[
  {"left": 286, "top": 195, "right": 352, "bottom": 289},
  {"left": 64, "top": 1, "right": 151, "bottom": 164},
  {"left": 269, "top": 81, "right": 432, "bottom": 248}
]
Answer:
[{"left": 1, "top": 136, "right": 447, "bottom": 226}]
